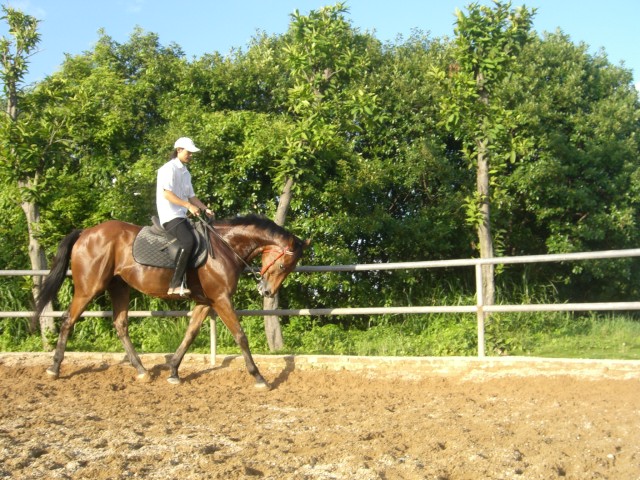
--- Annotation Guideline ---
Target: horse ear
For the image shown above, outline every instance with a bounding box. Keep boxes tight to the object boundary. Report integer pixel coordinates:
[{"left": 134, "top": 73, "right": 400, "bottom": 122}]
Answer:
[{"left": 302, "top": 238, "right": 312, "bottom": 249}]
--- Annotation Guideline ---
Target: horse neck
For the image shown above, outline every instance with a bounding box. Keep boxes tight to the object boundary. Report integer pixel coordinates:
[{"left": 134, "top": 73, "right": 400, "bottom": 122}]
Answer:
[{"left": 220, "top": 225, "right": 288, "bottom": 261}]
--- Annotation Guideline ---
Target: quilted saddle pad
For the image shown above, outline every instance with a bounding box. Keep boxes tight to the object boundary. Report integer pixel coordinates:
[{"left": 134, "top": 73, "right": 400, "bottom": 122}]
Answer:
[{"left": 132, "top": 219, "right": 209, "bottom": 269}]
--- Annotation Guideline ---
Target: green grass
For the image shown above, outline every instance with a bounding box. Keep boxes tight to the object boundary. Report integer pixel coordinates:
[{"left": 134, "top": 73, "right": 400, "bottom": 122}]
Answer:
[
  {"left": 526, "top": 316, "right": 640, "bottom": 359},
  {"left": 2, "top": 311, "right": 639, "bottom": 359},
  {"left": 0, "top": 318, "right": 44, "bottom": 351},
  {"left": 3, "top": 271, "right": 640, "bottom": 361}
]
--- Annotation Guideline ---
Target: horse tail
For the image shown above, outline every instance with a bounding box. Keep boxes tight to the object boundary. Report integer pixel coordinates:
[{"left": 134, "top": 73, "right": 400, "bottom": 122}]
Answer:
[{"left": 32, "top": 229, "right": 83, "bottom": 323}]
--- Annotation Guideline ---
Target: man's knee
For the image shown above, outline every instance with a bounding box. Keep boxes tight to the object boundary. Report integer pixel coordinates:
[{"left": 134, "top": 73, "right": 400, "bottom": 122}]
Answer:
[
  {"left": 176, "top": 226, "right": 195, "bottom": 252},
  {"left": 181, "top": 236, "right": 195, "bottom": 252}
]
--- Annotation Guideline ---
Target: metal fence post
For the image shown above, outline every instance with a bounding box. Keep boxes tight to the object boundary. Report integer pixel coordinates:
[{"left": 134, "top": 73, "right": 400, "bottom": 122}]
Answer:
[
  {"left": 209, "top": 313, "right": 217, "bottom": 366},
  {"left": 475, "top": 263, "right": 486, "bottom": 358}
]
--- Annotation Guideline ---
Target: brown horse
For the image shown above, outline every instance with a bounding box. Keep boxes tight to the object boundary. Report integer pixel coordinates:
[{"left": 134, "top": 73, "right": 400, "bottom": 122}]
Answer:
[{"left": 32, "top": 215, "right": 310, "bottom": 388}]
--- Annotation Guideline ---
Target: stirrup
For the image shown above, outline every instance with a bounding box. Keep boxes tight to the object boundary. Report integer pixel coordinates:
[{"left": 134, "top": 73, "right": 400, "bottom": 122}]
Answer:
[{"left": 168, "top": 285, "right": 191, "bottom": 296}]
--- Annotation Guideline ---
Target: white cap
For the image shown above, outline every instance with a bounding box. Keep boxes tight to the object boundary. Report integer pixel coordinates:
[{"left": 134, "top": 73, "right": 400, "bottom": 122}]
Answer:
[{"left": 173, "top": 137, "right": 201, "bottom": 152}]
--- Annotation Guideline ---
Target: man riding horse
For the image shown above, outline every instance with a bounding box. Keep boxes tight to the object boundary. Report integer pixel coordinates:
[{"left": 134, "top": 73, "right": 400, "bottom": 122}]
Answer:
[{"left": 156, "top": 137, "right": 213, "bottom": 296}]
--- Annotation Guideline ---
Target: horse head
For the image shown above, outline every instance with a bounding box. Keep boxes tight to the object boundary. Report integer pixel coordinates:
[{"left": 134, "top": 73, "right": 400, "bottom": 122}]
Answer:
[
  {"left": 257, "top": 236, "right": 311, "bottom": 297},
  {"left": 209, "top": 214, "right": 311, "bottom": 298}
]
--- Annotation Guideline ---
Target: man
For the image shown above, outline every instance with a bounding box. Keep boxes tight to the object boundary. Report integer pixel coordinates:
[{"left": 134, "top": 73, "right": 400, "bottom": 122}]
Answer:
[{"left": 156, "top": 137, "right": 213, "bottom": 296}]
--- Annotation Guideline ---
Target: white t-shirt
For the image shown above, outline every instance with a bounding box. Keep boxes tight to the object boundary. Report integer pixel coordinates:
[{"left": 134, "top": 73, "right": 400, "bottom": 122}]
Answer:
[{"left": 156, "top": 158, "right": 195, "bottom": 225}]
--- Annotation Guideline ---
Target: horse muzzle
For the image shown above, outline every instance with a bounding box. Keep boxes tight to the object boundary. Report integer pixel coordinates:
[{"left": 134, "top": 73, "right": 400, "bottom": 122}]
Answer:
[{"left": 257, "top": 278, "right": 274, "bottom": 298}]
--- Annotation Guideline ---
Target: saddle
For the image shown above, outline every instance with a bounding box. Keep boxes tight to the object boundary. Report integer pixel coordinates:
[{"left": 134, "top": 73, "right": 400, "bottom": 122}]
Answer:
[{"left": 132, "top": 216, "right": 211, "bottom": 269}]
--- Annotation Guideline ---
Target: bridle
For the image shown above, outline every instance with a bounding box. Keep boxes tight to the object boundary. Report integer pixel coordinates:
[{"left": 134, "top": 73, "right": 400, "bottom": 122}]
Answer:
[
  {"left": 194, "top": 214, "right": 293, "bottom": 281},
  {"left": 260, "top": 247, "right": 294, "bottom": 275}
]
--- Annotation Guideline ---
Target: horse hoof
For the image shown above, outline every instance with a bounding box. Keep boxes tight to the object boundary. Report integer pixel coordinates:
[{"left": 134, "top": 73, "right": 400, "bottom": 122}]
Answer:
[
  {"left": 136, "top": 372, "right": 151, "bottom": 383},
  {"left": 167, "top": 376, "right": 181, "bottom": 385},
  {"left": 255, "top": 381, "right": 271, "bottom": 391},
  {"left": 46, "top": 368, "right": 59, "bottom": 379}
]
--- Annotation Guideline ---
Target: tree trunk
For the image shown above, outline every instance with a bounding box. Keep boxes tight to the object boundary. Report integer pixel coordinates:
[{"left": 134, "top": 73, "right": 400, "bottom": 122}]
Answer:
[
  {"left": 19, "top": 178, "right": 55, "bottom": 349},
  {"left": 263, "top": 176, "right": 295, "bottom": 351},
  {"left": 476, "top": 138, "right": 495, "bottom": 306},
  {"left": 474, "top": 73, "right": 495, "bottom": 306},
  {"left": 3, "top": 8, "right": 52, "bottom": 348}
]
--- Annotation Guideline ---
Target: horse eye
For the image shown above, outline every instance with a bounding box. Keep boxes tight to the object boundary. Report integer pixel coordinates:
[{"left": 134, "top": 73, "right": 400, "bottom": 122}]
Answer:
[{"left": 279, "top": 263, "right": 285, "bottom": 271}]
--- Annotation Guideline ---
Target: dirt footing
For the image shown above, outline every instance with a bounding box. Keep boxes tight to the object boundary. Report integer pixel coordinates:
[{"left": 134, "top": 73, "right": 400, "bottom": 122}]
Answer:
[{"left": 1, "top": 353, "right": 638, "bottom": 479}]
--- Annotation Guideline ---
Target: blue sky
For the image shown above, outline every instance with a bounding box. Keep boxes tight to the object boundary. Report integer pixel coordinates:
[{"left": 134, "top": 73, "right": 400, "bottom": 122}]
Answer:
[{"left": 2, "top": 0, "right": 639, "bottom": 90}]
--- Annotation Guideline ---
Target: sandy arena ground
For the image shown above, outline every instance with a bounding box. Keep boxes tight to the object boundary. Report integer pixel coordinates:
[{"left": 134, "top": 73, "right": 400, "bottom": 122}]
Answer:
[{"left": 0, "top": 352, "right": 638, "bottom": 479}]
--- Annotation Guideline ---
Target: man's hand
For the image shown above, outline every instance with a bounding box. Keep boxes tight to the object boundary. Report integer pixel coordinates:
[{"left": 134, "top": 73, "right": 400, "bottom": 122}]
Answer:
[{"left": 187, "top": 204, "right": 200, "bottom": 216}]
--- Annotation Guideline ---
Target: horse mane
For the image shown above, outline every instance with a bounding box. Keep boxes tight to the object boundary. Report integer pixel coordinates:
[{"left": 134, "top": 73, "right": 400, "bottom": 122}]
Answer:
[{"left": 218, "top": 214, "right": 296, "bottom": 242}]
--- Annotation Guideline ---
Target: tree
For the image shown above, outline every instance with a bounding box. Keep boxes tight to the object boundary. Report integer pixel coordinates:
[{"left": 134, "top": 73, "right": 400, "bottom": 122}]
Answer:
[
  {"left": 30, "top": 28, "right": 189, "bottom": 235},
  {"left": 435, "top": 1, "right": 534, "bottom": 305},
  {"left": 0, "top": 26, "right": 195, "bottom": 342},
  {"left": 257, "top": 3, "right": 381, "bottom": 349},
  {"left": 0, "top": 5, "right": 59, "bottom": 345},
  {"left": 498, "top": 31, "right": 640, "bottom": 300}
]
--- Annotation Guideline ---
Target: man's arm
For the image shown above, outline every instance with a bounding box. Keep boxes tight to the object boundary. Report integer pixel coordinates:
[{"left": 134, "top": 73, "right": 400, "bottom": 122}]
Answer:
[{"left": 163, "top": 189, "right": 200, "bottom": 216}]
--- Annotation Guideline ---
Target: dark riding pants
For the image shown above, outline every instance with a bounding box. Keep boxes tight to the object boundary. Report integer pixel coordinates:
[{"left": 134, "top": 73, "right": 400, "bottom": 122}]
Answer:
[
  {"left": 162, "top": 218, "right": 195, "bottom": 289},
  {"left": 162, "top": 217, "right": 195, "bottom": 255}
]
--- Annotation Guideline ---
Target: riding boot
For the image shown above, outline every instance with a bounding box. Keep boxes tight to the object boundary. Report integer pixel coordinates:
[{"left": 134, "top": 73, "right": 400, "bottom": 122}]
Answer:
[{"left": 168, "top": 248, "right": 191, "bottom": 296}]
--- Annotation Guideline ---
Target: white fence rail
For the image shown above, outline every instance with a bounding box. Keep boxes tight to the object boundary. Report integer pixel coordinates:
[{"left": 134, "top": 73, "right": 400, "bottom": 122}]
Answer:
[{"left": 2, "top": 248, "right": 640, "bottom": 358}]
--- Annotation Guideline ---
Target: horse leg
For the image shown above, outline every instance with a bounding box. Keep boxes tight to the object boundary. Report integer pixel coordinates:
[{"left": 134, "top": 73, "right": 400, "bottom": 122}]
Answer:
[
  {"left": 108, "top": 278, "right": 149, "bottom": 382},
  {"left": 47, "top": 294, "right": 94, "bottom": 379},
  {"left": 166, "top": 304, "right": 211, "bottom": 385},
  {"left": 215, "top": 300, "right": 269, "bottom": 390}
]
